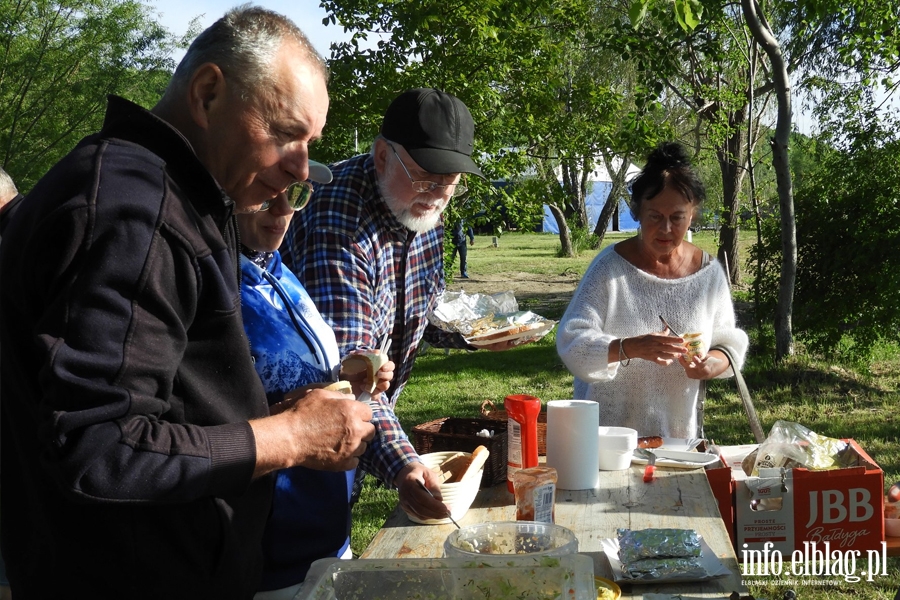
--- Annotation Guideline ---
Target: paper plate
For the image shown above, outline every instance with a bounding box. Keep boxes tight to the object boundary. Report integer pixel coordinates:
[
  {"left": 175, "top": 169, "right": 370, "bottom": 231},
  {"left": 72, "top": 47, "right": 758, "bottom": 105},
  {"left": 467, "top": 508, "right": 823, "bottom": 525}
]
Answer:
[
  {"left": 600, "top": 536, "right": 732, "bottom": 584},
  {"left": 466, "top": 321, "right": 555, "bottom": 346},
  {"left": 631, "top": 449, "right": 720, "bottom": 469}
]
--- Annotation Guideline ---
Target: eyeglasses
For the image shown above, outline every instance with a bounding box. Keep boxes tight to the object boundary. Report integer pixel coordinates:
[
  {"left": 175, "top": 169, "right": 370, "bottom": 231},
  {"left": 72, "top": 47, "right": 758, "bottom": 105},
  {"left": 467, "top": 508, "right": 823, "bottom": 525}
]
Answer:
[
  {"left": 259, "top": 181, "right": 314, "bottom": 212},
  {"left": 387, "top": 143, "right": 468, "bottom": 197}
]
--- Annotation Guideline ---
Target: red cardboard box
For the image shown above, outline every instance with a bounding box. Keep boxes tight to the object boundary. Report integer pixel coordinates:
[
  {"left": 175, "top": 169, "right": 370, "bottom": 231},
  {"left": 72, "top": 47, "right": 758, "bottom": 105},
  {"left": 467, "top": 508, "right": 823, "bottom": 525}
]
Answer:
[
  {"left": 705, "top": 444, "right": 758, "bottom": 552},
  {"left": 705, "top": 458, "right": 736, "bottom": 548},
  {"left": 733, "top": 439, "right": 884, "bottom": 557}
]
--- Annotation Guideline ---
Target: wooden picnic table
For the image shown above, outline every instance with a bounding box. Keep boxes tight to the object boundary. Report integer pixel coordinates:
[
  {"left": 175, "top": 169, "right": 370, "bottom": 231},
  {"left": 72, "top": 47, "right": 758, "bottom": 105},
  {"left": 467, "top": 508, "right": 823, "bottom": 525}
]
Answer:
[{"left": 362, "top": 465, "right": 749, "bottom": 599}]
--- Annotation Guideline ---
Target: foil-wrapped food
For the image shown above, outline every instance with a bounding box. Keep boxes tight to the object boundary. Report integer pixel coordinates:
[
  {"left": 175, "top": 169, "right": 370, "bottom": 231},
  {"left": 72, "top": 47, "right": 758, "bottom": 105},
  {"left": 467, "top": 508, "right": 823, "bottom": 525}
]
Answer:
[
  {"left": 622, "top": 557, "right": 707, "bottom": 580},
  {"left": 428, "top": 291, "right": 555, "bottom": 345},
  {"left": 616, "top": 528, "right": 702, "bottom": 565},
  {"left": 615, "top": 528, "right": 706, "bottom": 580}
]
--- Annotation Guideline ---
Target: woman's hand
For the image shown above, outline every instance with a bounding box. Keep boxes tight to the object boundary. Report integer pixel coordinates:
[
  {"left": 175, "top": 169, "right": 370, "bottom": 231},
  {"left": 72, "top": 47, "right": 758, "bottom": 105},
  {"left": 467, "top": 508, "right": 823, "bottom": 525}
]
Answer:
[
  {"left": 621, "top": 327, "right": 687, "bottom": 366},
  {"left": 679, "top": 348, "right": 730, "bottom": 379}
]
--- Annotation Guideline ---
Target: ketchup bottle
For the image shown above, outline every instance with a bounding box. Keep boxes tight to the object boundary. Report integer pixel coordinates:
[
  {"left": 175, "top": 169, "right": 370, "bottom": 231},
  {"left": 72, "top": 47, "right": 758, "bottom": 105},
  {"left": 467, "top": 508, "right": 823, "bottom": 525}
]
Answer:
[{"left": 504, "top": 394, "right": 541, "bottom": 493}]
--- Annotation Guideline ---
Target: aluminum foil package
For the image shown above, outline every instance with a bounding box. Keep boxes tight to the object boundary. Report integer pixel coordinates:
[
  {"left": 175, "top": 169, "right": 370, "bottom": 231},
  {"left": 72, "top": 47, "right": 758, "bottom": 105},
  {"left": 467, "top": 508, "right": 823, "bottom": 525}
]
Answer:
[
  {"left": 616, "top": 528, "right": 702, "bottom": 565},
  {"left": 622, "top": 557, "right": 708, "bottom": 580}
]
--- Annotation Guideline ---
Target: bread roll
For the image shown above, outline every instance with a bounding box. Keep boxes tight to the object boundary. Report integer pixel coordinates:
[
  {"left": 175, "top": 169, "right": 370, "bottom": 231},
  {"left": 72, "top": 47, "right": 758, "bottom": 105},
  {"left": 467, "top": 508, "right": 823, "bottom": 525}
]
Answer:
[
  {"left": 436, "top": 453, "right": 471, "bottom": 483},
  {"left": 322, "top": 380, "right": 353, "bottom": 394},
  {"left": 340, "top": 352, "right": 389, "bottom": 394},
  {"left": 458, "top": 446, "right": 490, "bottom": 483},
  {"left": 304, "top": 380, "right": 354, "bottom": 394}
]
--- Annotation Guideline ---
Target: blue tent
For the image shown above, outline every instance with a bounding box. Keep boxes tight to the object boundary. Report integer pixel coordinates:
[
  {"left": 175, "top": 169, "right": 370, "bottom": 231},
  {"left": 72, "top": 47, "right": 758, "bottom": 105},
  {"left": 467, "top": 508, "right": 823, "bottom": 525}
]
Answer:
[{"left": 540, "top": 182, "right": 639, "bottom": 233}]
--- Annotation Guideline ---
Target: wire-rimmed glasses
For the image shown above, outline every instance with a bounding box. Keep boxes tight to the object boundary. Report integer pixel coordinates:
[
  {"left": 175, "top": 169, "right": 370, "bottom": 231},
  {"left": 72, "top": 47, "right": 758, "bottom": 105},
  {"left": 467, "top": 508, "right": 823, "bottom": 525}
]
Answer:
[
  {"left": 387, "top": 143, "right": 468, "bottom": 197},
  {"left": 259, "top": 181, "right": 314, "bottom": 212}
]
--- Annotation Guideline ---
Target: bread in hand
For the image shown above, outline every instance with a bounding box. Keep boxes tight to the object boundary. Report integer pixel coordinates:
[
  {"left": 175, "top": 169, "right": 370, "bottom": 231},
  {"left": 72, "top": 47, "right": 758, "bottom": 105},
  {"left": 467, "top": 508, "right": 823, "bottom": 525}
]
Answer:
[{"left": 340, "top": 352, "right": 389, "bottom": 394}]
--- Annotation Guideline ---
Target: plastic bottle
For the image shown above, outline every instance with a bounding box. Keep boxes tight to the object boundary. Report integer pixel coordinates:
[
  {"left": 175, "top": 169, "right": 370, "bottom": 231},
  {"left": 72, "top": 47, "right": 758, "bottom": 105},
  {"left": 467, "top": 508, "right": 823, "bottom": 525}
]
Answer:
[
  {"left": 504, "top": 394, "right": 541, "bottom": 494},
  {"left": 512, "top": 466, "right": 557, "bottom": 523}
]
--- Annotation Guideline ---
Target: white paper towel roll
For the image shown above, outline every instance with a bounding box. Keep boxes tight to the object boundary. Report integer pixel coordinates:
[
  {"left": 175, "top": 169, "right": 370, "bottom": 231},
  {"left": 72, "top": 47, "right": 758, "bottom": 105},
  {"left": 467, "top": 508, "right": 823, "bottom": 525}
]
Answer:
[{"left": 545, "top": 400, "right": 600, "bottom": 490}]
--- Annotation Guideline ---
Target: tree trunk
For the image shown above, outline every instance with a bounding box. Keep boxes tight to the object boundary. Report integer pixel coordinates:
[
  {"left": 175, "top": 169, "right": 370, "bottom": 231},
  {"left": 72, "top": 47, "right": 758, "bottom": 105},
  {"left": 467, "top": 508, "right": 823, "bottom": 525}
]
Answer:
[
  {"left": 560, "top": 161, "right": 588, "bottom": 229},
  {"left": 593, "top": 153, "right": 633, "bottom": 239},
  {"left": 741, "top": 0, "right": 796, "bottom": 360},
  {"left": 548, "top": 203, "right": 574, "bottom": 257},
  {"left": 715, "top": 115, "right": 747, "bottom": 285}
]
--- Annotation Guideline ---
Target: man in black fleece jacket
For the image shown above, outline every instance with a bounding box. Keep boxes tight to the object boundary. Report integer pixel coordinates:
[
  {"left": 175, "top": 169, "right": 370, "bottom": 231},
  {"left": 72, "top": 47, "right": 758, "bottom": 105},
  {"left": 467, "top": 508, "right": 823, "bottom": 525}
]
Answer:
[{"left": 0, "top": 7, "right": 373, "bottom": 599}]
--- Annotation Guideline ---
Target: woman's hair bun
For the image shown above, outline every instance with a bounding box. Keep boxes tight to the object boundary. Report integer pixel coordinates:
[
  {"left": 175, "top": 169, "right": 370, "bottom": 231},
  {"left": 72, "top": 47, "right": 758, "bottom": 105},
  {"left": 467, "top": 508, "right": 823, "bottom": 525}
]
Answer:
[
  {"left": 645, "top": 141, "right": 691, "bottom": 171},
  {"left": 627, "top": 140, "right": 705, "bottom": 219}
]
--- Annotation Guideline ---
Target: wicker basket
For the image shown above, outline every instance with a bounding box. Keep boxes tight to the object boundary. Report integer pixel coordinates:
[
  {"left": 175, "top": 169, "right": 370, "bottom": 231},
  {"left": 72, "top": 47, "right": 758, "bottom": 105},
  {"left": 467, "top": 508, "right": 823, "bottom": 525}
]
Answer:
[
  {"left": 412, "top": 417, "right": 507, "bottom": 488},
  {"left": 480, "top": 399, "right": 548, "bottom": 456}
]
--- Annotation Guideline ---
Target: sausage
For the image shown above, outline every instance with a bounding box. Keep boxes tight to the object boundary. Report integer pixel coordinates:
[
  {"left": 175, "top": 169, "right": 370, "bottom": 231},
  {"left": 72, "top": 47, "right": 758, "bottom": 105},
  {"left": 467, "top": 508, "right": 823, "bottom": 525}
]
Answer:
[{"left": 637, "top": 436, "right": 663, "bottom": 449}]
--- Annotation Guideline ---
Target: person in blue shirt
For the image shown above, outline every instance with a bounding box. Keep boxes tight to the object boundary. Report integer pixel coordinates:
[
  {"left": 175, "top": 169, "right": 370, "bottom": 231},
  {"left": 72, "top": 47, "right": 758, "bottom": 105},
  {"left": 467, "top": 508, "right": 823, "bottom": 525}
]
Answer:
[
  {"left": 450, "top": 218, "right": 475, "bottom": 278},
  {"left": 237, "top": 167, "right": 397, "bottom": 600}
]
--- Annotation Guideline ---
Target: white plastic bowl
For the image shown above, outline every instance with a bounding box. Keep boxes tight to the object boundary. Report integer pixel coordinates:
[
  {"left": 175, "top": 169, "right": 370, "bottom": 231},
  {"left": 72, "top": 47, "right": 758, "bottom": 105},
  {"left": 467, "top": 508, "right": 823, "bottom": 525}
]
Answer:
[
  {"left": 886, "top": 517, "right": 900, "bottom": 538},
  {"left": 405, "top": 451, "right": 483, "bottom": 525},
  {"left": 598, "top": 426, "right": 638, "bottom": 470}
]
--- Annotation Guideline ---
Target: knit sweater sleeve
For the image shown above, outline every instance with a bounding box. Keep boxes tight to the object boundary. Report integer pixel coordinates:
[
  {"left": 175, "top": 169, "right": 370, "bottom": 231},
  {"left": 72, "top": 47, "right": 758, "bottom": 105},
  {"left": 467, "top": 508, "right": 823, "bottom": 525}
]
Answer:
[{"left": 556, "top": 251, "right": 623, "bottom": 382}]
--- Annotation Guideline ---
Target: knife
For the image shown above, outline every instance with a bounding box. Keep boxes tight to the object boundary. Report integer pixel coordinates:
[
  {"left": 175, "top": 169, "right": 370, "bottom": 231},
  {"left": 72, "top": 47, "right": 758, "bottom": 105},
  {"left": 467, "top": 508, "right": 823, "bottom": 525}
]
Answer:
[
  {"left": 418, "top": 479, "right": 460, "bottom": 528},
  {"left": 639, "top": 448, "right": 657, "bottom": 483}
]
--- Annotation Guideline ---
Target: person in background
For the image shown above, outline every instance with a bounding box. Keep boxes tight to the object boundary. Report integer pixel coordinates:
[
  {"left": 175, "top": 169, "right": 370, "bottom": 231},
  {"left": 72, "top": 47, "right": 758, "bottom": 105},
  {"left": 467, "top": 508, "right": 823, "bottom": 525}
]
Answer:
[
  {"left": 0, "top": 7, "right": 374, "bottom": 599},
  {"left": 236, "top": 177, "right": 396, "bottom": 599},
  {"left": 556, "top": 141, "right": 748, "bottom": 439},
  {"left": 451, "top": 217, "right": 475, "bottom": 278},
  {"left": 283, "top": 88, "right": 524, "bottom": 522}
]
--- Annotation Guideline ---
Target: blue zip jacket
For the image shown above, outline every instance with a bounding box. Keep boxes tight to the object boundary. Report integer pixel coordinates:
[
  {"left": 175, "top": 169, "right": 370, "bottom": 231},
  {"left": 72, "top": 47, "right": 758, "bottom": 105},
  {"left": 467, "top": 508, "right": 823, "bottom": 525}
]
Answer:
[{"left": 239, "top": 251, "right": 355, "bottom": 590}]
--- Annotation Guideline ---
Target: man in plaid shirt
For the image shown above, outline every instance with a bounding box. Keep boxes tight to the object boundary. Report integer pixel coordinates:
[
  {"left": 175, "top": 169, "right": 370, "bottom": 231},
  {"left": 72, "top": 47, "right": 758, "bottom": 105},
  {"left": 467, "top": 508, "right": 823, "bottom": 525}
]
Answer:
[{"left": 283, "top": 88, "right": 517, "bottom": 521}]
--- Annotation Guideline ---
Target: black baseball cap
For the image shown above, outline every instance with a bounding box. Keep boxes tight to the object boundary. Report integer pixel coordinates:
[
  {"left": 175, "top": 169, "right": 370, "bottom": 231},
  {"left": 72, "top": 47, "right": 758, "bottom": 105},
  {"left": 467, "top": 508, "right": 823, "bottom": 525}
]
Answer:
[{"left": 380, "top": 88, "right": 484, "bottom": 178}]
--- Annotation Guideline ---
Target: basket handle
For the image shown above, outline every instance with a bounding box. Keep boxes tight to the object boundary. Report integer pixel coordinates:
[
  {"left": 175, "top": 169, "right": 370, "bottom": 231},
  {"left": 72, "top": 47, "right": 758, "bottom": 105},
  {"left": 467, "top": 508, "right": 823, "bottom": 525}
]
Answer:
[{"left": 480, "top": 399, "right": 497, "bottom": 416}]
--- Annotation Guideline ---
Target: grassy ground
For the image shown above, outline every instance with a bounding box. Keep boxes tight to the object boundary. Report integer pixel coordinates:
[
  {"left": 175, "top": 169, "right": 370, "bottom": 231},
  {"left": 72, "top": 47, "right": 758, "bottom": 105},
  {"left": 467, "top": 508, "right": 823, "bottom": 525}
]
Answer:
[{"left": 350, "top": 230, "right": 900, "bottom": 599}]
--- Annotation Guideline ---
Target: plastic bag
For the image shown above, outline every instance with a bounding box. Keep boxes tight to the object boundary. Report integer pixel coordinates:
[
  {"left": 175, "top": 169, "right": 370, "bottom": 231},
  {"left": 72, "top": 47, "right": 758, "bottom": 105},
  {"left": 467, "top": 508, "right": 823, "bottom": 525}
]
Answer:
[{"left": 750, "top": 420, "right": 851, "bottom": 476}]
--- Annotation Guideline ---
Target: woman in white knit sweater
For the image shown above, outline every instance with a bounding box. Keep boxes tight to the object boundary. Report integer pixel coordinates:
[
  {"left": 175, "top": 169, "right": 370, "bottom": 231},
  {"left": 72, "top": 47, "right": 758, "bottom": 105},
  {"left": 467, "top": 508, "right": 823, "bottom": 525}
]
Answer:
[{"left": 557, "top": 142, "right": 748, "bottom": 439}]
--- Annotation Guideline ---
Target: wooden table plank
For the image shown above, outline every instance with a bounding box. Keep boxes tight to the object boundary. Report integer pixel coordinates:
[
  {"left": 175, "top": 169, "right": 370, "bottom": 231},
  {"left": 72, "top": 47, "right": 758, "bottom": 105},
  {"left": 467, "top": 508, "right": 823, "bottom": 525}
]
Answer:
[{"left": 362, "top": 465, "right": 748, "bottom": 598}]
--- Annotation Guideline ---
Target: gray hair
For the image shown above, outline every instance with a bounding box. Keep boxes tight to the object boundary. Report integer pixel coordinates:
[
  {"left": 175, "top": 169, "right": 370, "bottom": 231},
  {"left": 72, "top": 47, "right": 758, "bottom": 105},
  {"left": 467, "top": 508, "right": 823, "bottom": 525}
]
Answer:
[
  {"left": 167, "top": 4, "right": 327, "bottom": 101},
  {"left": 0, "top": 166, "right": 17, "bottom": 202}
]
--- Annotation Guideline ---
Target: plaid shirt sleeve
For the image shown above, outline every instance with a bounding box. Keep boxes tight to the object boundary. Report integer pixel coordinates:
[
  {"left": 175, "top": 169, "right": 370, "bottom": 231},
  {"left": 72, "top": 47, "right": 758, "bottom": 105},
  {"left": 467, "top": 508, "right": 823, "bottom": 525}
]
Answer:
[
  {"left": 358, "top": 400, "right": 420, "bottom": 486},
  {"left": 285, "top": 157, "right": 422, "bottom": 486},
  {"left": 295, "top": 225, "right": 421, "bottom": 485}
]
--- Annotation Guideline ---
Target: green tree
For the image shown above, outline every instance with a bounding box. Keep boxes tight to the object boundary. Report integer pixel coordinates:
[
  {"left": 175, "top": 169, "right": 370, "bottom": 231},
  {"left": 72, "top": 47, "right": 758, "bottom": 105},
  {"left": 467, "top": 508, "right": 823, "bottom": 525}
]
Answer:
[
  {"left": 621, "top": 0, "right": 778, "bottom": 286},
  {"left": 319, "top": 0, "right": 660, "bottom": 257},
  {"left": 755, "top": 105, "right": 900, "bottom": 360},
  {"left": 0, "top": 0, "right": 189, "bottom": 191}
]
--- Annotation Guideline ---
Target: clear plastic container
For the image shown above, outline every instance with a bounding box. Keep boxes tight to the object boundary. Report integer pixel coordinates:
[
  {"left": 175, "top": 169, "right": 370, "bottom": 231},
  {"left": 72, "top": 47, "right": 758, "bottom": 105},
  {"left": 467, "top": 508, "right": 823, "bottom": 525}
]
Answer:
[
  {"left": 443, "top": 521, "right": 578, "bottom": 558},
  {"left": 297, "top": 554, "right": 596, "bottom": 600}
]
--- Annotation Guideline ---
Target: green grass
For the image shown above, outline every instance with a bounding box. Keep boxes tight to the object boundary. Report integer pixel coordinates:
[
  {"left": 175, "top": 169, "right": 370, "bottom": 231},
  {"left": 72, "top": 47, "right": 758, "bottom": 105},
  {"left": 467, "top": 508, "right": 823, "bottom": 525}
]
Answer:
[{"left": 350, "top": 231, "right": 900, "bottom": 598}]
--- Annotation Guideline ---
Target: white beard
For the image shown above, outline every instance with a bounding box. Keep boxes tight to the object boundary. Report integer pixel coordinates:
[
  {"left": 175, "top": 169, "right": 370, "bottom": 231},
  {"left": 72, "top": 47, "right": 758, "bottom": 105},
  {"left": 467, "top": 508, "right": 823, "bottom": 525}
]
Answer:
[{"left": 379, "top": 181, "right": 448, "bottom": 233}]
